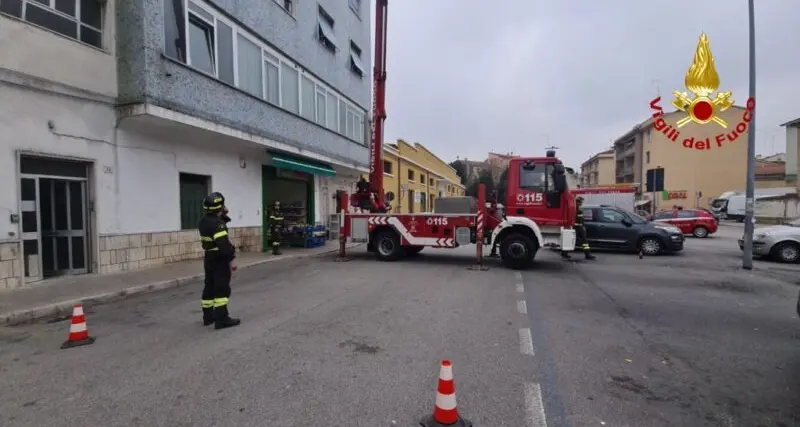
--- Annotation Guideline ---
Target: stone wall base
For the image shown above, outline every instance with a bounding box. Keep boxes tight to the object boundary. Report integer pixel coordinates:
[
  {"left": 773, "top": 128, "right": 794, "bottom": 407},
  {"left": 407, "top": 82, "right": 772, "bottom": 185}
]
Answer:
[
  {"left": 0, "top": 242, "right": 20, "bottom": 290},
  {"left": 99, "top": 226, "right": 262, "bottom": 274}
]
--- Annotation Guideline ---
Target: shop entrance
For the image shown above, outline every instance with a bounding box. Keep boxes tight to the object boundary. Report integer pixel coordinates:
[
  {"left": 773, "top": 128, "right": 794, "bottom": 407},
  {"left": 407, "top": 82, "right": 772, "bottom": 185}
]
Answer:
[{"left": 19, "top": 156, "right": 91, "bottom": 282}]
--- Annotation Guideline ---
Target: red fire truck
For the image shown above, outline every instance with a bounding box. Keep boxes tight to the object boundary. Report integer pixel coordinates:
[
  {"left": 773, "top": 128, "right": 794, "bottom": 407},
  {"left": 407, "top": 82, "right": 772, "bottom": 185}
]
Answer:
[{"left": 334, "top": 1, "right": 577, "bottom": 269}]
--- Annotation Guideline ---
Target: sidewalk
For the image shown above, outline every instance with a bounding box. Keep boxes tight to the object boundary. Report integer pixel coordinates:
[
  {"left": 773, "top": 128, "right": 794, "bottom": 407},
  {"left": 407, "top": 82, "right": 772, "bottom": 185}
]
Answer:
[{"left": 0, "top": 242, "right": 360, "bottom": 326}]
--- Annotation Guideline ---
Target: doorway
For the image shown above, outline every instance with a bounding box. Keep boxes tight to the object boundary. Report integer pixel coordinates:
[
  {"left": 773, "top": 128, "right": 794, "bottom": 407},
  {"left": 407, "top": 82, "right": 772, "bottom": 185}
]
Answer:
[{"left": 19, "top": 156, "right": 91, "bottom": 281}]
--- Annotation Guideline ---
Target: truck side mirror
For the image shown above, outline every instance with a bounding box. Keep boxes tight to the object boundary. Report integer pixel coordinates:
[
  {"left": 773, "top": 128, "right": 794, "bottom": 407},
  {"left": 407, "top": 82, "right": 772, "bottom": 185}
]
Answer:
[{"left": 551, "top": 164, "right": 567, "bottom": 193}]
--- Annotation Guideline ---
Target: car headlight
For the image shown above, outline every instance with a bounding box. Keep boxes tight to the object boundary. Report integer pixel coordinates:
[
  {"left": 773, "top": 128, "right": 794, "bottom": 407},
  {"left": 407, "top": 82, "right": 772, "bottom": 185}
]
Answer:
[
  {"left": 656, "top": 225, "right": 681, "bottom": 234},
  {"left": 754, "top": 233, "right": 767, "bottom": 241}
]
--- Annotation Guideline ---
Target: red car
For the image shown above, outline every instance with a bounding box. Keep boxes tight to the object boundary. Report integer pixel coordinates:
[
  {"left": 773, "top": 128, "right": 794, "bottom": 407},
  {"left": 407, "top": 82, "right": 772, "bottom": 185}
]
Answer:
[{"left": 649, "top": 209, "right": 718, "bottom": 238}]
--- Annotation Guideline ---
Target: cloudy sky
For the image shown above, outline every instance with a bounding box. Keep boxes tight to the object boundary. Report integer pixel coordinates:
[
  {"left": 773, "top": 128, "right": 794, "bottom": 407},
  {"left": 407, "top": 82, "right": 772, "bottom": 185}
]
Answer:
[{"left": 380, "top": 0, "right": 800, "bottom": 169}]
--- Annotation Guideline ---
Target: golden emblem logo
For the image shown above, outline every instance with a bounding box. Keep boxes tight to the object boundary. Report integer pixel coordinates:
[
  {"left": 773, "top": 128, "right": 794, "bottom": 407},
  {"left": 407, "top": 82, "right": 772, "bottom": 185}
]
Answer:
[{"left": 649, "top": 33, "right": 755, "bottom": 151}]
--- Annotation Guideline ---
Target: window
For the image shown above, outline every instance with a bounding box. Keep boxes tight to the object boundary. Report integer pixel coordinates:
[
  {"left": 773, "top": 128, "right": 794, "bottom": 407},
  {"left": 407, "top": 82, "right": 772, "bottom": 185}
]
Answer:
[
  {"left": 216, "top": 21, "right": 235, "bottom": 85},
  {"left": 159, "top": 0, "right": 368, "bottom": 141},
  {"left": 599, "top": 208, "right": 626, "bottom": 223},
  {"left": 646, "top": 151, "right": 650, "bottom": 164},
  {"left": 274, "top": 0, "right": 293, "bottom": 15},
  {"left": 407, "top": 169, "right": 415, "bottom": 181},
  {"left": 263, "top": 52, "right": 279, "bottom": 105},
  {"left": 349, "top": 41, "right": 365, "bottom": 77},
  {"left": 383, "top": 161, "right": 393, "bottom": 175},
  {"left": 301, "top": 76, "right": 315, "bottom": 121},
  {"left": 519, "top": 162, "right": 551, "bottom": 192},
  {"left": 317, "top": 6, "right": 336, "bottom": 52},
  {"left": 187, "top": 4, "right": 215, "bottom": 74},
  {"left": 653, "top": 211, "right": 673, "bottom": 220},
  {"left": 281, "top": 63, "right": 300, "bottom": 114},
  {"left": 1, "top": 0, "right": 104, "bottom": 48},
  {"left": 349, "top": 0, "right": 360, "bottom": 14},
  {"left": 237, "top": 33, "right": 263, "bottom": 96},
  {"left": 315, "top": 86, "right": 326, "bottom": 126},
  {"left": 326, "top": 90, "right": 338, "bottom": 131},
  {"left": 677, "top": 210, "right": 695, "bottom": 219},
  {"left": 581, "top": 208, "right": 594, "bottom": 222},
  {"left": 420, "top": 174, "right": 426, "bottom": 184},
  {"left": 179, "top": 173, "right": 211, "bottom": 230},
  {"left": 429, "top": 178, "right": 434, "bottom": 186}
]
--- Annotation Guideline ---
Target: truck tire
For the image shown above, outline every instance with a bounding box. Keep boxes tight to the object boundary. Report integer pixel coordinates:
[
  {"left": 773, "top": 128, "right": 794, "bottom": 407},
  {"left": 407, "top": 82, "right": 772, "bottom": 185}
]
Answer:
[
  {"left": 373, "top": 230, "right": 404, "bottom": 261},
  {"left": 500, "top": 233, "right": 537, "bottom": 270},
  {"left": 405, "top": 246, "right": 424, "bottom": 256}
]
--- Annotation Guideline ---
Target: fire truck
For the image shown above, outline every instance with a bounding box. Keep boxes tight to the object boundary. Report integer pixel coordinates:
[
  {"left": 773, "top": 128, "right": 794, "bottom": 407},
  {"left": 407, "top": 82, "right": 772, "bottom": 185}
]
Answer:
[{"left": 334, "top": 0, "right": 577, "bottom": 270}]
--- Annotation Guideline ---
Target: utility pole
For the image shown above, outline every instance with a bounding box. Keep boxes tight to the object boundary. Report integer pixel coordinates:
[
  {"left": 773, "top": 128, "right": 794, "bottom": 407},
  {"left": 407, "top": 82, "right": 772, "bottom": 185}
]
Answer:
[{"left": 742, "top": 0, "right": 757, "bottom": 270}]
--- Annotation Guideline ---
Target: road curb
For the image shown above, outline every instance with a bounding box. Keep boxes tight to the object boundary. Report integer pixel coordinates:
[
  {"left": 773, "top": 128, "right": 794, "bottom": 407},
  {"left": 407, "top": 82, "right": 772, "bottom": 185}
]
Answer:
[{"left": 1, "top": 244, "right": 361, "bottom": 326}]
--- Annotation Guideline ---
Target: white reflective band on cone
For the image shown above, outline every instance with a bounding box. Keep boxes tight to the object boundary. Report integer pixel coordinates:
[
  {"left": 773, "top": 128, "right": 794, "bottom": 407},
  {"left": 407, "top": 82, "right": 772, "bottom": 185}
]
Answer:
[
  {"left": 439, "top": 365, "right": 453, "bottom": 381},
  {"left": 70, "top": 322, "right": 87, "bottom": 333},
  {"left": 435, "top": 392, "right": 457, "bottom": 411},
  {"left": 73, "top": 306, "right": 84, "bottom": 316}
]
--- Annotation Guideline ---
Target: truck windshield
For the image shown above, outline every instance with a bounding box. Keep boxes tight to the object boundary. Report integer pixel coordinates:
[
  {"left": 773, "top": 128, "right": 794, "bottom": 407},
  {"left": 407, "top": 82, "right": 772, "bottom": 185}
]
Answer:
[{"left": 519, "top": 163, "right": 552, "bottom": 192}]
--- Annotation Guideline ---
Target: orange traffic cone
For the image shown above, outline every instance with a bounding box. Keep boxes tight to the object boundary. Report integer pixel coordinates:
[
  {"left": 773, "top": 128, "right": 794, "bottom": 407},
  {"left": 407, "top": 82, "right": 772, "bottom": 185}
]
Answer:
[
  {"left": 60, "top": 304, "right": 96, "bottom": 349},
  {"left": 420, "top": 360, "right": 472, "bottom": 427}
]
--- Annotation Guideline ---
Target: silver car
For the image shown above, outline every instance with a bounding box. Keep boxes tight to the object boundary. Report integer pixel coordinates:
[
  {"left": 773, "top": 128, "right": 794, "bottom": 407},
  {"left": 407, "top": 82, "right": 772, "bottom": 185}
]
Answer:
[{"left": 738, "top": 217, "right": 800, "bottom": 263}]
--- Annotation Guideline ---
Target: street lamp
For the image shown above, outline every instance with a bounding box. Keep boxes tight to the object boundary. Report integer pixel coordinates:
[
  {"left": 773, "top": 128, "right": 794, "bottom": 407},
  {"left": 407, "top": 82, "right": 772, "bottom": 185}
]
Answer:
[{"left": 742, "top": 0, "right": 757, "bottom": 270}]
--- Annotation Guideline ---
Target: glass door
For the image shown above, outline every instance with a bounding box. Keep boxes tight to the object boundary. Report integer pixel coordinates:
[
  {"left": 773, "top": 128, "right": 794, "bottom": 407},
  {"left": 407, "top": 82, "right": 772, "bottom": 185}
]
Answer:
[
  {"left": 19, "top": 177, "right": 42, "bottom": 283},
  {"left": 40, "top": 178, "right": 88, "bottom": 276}
]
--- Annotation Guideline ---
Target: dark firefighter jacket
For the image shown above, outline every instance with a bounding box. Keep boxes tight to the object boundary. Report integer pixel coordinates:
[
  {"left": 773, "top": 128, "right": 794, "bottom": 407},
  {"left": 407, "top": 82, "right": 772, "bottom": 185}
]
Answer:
[{"left": 198, "top": 214, "right": 236, "bottom": 262}]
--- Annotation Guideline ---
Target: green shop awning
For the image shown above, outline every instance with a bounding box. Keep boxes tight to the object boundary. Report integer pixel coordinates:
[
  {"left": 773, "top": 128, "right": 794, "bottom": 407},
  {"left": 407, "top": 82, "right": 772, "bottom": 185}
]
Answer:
[{"left": 271, "top": 154, "right": 336, "bottom": 177}]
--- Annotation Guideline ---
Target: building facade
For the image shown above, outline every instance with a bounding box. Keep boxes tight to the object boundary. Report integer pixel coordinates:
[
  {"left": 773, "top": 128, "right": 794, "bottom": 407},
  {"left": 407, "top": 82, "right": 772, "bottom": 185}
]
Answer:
[
  {"left": 580, "top": 148, "right": 615, "bottom": 188},
  {"left": 0, "top": 0, "right": 371, "bottom": 289},
  {"left": 380, "top": 140, "right": 465, "bottom": 214},
  {"left": 781, "top": 117, "right": 800, "bottom": 187},
  {"left": 612, "top": 106, "right": 749, "bottom": 210}
]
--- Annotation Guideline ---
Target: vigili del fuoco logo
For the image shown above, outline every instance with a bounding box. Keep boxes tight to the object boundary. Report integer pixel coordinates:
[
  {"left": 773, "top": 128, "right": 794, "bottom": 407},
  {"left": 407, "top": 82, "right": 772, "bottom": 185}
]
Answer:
[{"left": 648, "top": 33, "right": 755, "bottom": 151}]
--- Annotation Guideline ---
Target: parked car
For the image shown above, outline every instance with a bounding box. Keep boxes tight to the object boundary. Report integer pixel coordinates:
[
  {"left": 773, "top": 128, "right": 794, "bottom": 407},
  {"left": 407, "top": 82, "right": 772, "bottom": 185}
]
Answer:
[
  {"left": 581, "top": 205, "right": 684, "bottom": 255},
  {"left": 737, "top": 217, "right": 800, "bottom": 263},
  {"left": 649, "top": 209, "right": 718, "bottom": 238}
]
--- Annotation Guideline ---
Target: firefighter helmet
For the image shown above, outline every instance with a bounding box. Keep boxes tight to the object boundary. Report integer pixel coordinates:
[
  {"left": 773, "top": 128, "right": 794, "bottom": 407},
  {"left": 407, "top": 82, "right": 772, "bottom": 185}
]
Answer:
[
  {"left": 203, "top": 192, "right": 225, "bottom": 211},
  {"left": 575, "top": 196, "right": 584, "bottom": 203}
]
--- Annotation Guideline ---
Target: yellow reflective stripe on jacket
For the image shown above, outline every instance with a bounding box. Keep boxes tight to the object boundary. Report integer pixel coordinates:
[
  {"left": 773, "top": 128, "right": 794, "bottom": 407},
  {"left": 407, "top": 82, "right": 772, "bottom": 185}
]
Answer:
[
  {"left": 201, "top": 236, "right": 213, "bottom": 242},
  {"left": 201, "top": 300, "right": 214, "bottom": 308},
  {"left": 212, "top": 230, "right": 228, "bottom": 240},
  {"left": 270, "top": 216, "right": 284, "bottom": 221},
  {"left": 213, "top": 297, "right": 230, "bottom": 307}
]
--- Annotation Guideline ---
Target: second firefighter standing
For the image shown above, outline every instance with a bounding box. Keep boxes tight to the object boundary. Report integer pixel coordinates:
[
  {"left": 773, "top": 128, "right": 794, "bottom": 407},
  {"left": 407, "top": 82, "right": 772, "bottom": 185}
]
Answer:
[
  {"left": 562, "top": 196, "right": 596, "bottom": 261},
  {"left": 268, "top": 201, "right": 284, "bottom": 255}
]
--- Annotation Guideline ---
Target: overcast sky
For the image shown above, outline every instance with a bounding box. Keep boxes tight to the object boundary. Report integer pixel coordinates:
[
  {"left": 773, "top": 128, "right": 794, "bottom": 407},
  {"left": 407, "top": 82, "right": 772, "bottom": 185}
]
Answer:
[{"left": 379, "top": 0, "right": 800, "bottom": 169}]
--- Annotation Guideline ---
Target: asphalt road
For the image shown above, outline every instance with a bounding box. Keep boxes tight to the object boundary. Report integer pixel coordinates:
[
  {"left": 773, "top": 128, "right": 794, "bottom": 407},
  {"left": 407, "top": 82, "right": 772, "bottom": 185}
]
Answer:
[{"left": 0, "top": 230, "right": 798, "bottom": 427}]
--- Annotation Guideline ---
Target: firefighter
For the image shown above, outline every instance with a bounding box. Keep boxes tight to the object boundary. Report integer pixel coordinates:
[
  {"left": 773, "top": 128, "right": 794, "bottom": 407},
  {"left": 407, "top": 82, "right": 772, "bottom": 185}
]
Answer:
[
  {"left": 562, "top": 196, "right": 596, "bottom": 260},
  {"left": 268, "top": 201, "right": 284, "bottom": 255},
  {"left": 199, "top": 192, "right": 241, "bottom": 330}
]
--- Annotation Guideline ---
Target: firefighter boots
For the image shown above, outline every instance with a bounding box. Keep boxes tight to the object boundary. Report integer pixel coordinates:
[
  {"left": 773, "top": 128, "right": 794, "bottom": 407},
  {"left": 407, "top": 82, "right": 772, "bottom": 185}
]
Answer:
[
  {"left": 584, "top": 252, "right": 596, "bottom": 260},
  {"left": 202, "top": 307, "right": 214, "bottom": 326},
  {"left": 214, "top": 306, "right": 241, "bottom": 330}
]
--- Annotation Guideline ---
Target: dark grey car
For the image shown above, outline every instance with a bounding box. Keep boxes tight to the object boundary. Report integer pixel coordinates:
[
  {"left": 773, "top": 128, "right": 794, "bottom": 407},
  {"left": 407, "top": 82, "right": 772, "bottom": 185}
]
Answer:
[{"left": 581, "top": 205, "right": 685, "bottom": 255}]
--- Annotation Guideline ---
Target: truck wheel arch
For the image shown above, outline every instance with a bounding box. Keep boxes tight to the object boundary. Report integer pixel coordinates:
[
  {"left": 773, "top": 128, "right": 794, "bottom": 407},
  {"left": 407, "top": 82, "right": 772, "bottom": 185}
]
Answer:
[{"left": 491, "top": 217, "right": 544, "bottom": 248}]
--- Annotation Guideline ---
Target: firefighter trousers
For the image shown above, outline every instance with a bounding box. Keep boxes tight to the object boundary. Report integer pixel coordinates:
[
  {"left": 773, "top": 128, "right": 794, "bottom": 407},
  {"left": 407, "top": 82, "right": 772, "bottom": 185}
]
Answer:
[
  {"left": 575, "top": 225, "right": 591, "bottom": 253},
  {"left": 201, "top": 255, "right": 232, "bottom": 320}
]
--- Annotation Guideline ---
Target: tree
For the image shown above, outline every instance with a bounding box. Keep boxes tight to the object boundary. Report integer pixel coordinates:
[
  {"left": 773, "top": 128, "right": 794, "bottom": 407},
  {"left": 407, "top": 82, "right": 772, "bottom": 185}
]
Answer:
[
  {"left": 448, "top": 160, "right": 469, "bottom": 186},
  {"left": 468, "top": 169, "right": 495, "bottom": 198},
  {"left": 496, "top": 166, "right": 509, "bottom": 205}
]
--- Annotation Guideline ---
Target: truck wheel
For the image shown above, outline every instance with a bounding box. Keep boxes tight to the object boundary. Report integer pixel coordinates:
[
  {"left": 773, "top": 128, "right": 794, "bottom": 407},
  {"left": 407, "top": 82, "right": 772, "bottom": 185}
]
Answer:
[
  {"left": 374, "top": 230, "right": 404, "bottom": 261},
  {"left": 405, "top": 246, "right": 424, "bottom": 256},
  {"left": 500, "top": 233, "right": 537, "bottom": 270}
]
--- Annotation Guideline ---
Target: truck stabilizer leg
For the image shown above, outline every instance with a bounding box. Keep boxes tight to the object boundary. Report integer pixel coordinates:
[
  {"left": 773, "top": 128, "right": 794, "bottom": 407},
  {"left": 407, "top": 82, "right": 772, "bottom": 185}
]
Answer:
[{"left": 468, "top": 185, "right": 489, "bottom": 271}]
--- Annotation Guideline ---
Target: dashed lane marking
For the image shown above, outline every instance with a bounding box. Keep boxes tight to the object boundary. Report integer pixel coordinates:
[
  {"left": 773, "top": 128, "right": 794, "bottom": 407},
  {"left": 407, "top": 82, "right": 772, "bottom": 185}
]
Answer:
[
  {"left": 517, "top": 300, "right": 527, "bottom": 314},
  {"left": 519, "top": 328, "right": 535, "bottom": 356},
  {"left": 523, "top": 382, "right": 548, "bottom": 427},
  {"left": 516, "top": 282, "right": 524, "bottom": 293},
  {"left": 515, "top": 272, "right": 522, "bottom": 280}
]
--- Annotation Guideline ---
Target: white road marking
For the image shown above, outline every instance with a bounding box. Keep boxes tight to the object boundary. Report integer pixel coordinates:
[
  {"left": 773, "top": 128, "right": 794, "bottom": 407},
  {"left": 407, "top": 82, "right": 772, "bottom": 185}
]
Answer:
[
  {"left": 515, "top": 272, "right": 522, "bottom": 280},
  {"left": 516, "top": 282, "right": 524, "bottom": 293},
  {"left": 519, "top": 328, "right": 535, "bottom": 356},
  {"left": 517, "top": 300, "right": 527, "bottom": 314},
  {"left": 523, "top": 383, "right": 548, "bottom": 427}
]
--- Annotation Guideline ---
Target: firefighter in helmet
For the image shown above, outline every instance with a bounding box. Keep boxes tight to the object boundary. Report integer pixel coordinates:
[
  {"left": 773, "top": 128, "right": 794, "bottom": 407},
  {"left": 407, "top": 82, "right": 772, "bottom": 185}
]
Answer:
[
  {"left": 199, "top": 192, "right": 241, "bottom": 329},
  {"left": 268, "top": 200, "right": 284, "bottom": 255},
  {"left": 562, "top": 196, "right": 596, "bottom": 260}
]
